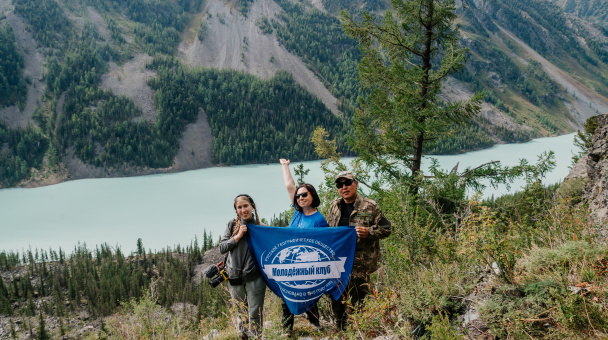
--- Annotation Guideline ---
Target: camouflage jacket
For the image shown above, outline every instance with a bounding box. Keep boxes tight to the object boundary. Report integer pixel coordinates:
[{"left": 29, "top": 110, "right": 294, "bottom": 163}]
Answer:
[{"left": 327, "top": 195, "right": 391, "bottom": 278}]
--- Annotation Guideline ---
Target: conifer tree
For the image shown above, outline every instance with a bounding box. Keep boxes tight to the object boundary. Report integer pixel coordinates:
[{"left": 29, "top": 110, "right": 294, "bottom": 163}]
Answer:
[
  {"left": 59, "top": 248, "right": 64, "bottom": 265},
  {"left": 136, "top": 238, "right": 144, "bottom": 257},
  {"left": 0, "top": 294, "right": 12, "bottom": 315},
  {"left": 26, "top": 317, "right": 33, "bottom": 338},
  {"left": 9, "top": 318, "right": 16, "bottom": 338},
  {"left": 36, "top": 311, "right": 50, "bottom": 340},
  {"left": 340, "top": 0, "right": 483, "bottom": 194},
  {"left": 196, "top": 300, "right": 203, "bottom": 330},
  {"left": 193, "top": 236, "right": 201, "bottom": 262},
  {"left": 11, "top": 274, "right": 19, "bottom": 298},
  {"left": 294, "top": 163, "right": 310, "bottom": 185},
  {"left": 38, "top": 273, "right": 45, "bottom": 297},
  {"left": 59, "top": 318, "right": 66, "bottom": 337},
  {"left": 26, "top": 292, "right": 35, "bottom": 316},
  {"left": 0, "top": 275, "right": 7, "bottom": 298},
  {"left": 202, "top": 230, "right": 208, "bottom": 251}
]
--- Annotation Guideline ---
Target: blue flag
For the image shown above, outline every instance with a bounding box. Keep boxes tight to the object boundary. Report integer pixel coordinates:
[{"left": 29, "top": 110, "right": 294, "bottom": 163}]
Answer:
[{"left": 246, "top": 224, "right": 357, "bottom": 315}]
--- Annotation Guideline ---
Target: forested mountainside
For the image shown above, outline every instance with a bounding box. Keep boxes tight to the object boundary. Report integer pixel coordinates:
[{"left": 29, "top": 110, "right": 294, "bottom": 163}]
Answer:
[
  {"left": 549, "top": 0, "right": 608, "bottom": 24},
  {"left": 1, "top": 0, "right": 608, "bottom": 188}
]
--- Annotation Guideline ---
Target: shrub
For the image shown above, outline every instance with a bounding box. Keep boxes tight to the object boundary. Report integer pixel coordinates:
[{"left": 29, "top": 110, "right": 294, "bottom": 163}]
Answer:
[
  {"left": 102, "top": 293, "right": 198, "bottom": 339},
  {"left": 480, "top": 241, "right": 608, "bottom": 338},
  {"left": 348, "top": 287, "right": 407, "bottom": 338}
]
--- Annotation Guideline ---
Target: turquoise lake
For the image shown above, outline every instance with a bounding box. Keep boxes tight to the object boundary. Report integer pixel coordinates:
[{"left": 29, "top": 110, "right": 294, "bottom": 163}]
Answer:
[{"left": 0, "top": 133, "right": 578, "bottom": 254}]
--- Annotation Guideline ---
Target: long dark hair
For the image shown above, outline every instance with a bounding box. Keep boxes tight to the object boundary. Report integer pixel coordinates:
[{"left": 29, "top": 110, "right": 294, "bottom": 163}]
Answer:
[
  {"left": 232, "top": 194, "right": 260, "bottom": 237},
  {"left": 293, "top": 184, "right": 321, "bottom": 212}
]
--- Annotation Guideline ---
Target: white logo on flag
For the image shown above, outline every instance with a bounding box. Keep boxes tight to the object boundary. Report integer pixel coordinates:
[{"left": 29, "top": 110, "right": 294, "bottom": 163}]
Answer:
[{"left": 261, "top": 245, "right": 345, "bottom": 289}]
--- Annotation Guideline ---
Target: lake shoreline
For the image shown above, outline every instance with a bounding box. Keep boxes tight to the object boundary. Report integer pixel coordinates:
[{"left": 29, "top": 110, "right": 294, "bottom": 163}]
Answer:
[
  {"left": 10, "top": 133, "right": 556, "bottom": 190},
  {"left": 15, "top": 157, "right": 216, "bottom": 189},
  {"left": 0, "top": 133, "right": 578, "bottom": 254}
]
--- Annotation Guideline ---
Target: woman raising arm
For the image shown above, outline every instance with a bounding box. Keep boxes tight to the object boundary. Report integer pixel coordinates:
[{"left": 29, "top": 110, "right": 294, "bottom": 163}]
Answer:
[
  {"left": 280, "top": 158, "right": 328, "bottom": 228},
  {"left": 278, "top": 159, "right": 327, "bottom": 334}
]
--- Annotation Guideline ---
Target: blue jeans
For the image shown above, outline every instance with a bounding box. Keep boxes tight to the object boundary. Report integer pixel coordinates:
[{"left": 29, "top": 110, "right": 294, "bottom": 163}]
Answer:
[{"left": 228, "top": 276, "right": 266, "bottom": 337}]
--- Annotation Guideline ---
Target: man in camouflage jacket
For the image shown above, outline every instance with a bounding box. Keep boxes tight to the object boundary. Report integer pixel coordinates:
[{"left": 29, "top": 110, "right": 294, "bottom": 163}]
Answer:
[{"left": 327, "top": 171, "right": 392, "bottom": 330}]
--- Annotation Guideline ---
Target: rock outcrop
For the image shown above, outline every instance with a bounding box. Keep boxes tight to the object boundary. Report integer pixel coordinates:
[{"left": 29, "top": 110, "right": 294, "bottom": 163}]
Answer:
[
  {"left": 564, "top": 114, "right": 608, "bottom": 224},
  {"left": 193, "top": 246, "right": 224, "bottom": 286}
]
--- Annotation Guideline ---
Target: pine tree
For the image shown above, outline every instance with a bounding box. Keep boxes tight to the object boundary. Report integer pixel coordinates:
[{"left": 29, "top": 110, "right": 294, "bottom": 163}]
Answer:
[
  {"left": 193, "top": 236, "right": 201, "bottom": 262},
  {"left": 36, "top": 311, "right": 50, "bottom": 340},
  {"left": 294, "top": 163, "right": 310, "bottom": 185},
  {"left": 0, "top": 275, "right": 7, "bottom": 298},
  {"left": 11, "top": 273, "right": 19, "bottom": 298},
  {"left": 59, "top": 248, "right": 64, "bottom": 265},
  {"left": 0, "top": 294, "right": 12, "bottom": 315},
  {"left": 26, "top": 292, "right": 36, "bottom": 316},
  {"left": 9, "top": 318, "right": 16, "bottom": 339},
  {"left": 136, "top": 238, "right": 144, "bottom": 257},
  {"left": 195, "top": 300, "right": 203, "bottom": 331},
  {"left": 38, "top": 273, "right": 45, "bottom": 297},
  {"left": 98, "top": 319, "right": 107, "bottom": 339},
  {"left": 202, "top": 230, "right": 208, "bottom": 252},
  {"left": 59, "top": 318, "right": 66, "bottom": 337},
  {"left": 340, "top": 0, "right": 482, "bottom": 194}
]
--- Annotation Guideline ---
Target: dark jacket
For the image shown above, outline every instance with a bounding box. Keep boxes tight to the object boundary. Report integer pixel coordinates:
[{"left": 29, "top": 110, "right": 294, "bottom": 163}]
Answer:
[
  {"left": 327, "top": 194, "right": 391, "bottom": 278},
  {"left": 219, "top": 218, "right": 262, "bottom": 282}
]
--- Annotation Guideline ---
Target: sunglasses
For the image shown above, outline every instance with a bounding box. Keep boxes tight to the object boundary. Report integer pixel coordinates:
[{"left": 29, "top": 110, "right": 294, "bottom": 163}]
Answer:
[
  {"left": 295, "top": 192, "right": 309, "bottom": 199},
  {"left": 336, "top": 179, "right": 354, "bottom": 189}
]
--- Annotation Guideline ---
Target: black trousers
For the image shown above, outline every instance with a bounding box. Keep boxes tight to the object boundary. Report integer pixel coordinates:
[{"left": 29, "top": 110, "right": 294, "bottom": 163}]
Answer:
[
  {"left": 281, "top": 299, "right": 320, "bottom": 331},
  {"left": 331, "top": 276, "right": 370, "bottom": 330}
]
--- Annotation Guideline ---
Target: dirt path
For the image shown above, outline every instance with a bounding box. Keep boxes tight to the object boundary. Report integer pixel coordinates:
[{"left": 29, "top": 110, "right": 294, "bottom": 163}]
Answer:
[
  {"left": 497, "top": 24, "right": 608, "bottom": 126},
  {"left": 0, "top": 0, "right": 46, "bottom": 128},
  {"left": 178, "top": 0, "right": 340, "bottom": 115}
]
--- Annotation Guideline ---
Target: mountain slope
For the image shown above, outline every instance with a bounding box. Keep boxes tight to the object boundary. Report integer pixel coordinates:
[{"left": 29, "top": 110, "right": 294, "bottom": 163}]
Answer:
[
  {"left": 0, "top": 0, "right": 45, "bottom": 129},
  {"left": 496, "top": 23, "right": 608, "bottom": 125},
  {"left": 2, "top": 0, "right": 608, "bottom": 187},
  {"left": 456, "top": 0, "right": 608, "bottom": 133},
  {"left": 549, "top": 0, "right": 608, "bottom": 24},
  {"left": 178, "top": 0, "right": 340, "bottom": 115}
]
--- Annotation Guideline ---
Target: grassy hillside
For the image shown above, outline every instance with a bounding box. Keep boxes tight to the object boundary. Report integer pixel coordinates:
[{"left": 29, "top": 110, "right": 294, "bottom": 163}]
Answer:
[{"left": 0, "top": 175, "right": 605, "bottom": 339}]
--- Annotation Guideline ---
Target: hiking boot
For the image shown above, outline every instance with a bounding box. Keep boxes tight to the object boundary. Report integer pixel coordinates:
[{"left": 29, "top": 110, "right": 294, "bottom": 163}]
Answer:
[
  {"left": 310, "top": 320, "right": 324, "bottom": 332},
  {"left": 282, "top": 325, "right": 293, "bottom": 338},
  {"left": 334, "top": 321, "right": 346, "bottom": 332}
]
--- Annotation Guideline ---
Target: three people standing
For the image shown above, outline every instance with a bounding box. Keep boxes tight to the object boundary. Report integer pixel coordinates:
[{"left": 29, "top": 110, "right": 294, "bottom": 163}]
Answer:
[{"left": 218, "top": 165, "right": 391, "bottom": 338}]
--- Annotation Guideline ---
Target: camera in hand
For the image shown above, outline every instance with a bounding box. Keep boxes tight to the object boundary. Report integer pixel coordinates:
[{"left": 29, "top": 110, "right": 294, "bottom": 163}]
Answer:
[{"left": 204, "top": 262, "right": 228, "bottom": 288}]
